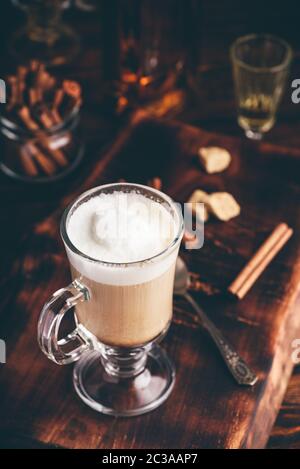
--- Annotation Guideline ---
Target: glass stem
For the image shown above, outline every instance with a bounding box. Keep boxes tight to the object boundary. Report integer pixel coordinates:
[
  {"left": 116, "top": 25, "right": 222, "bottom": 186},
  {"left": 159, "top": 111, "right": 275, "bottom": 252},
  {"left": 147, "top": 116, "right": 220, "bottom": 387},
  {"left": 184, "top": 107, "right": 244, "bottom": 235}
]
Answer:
[{"left": 100, "top": 345, "right": 148, "bottom": 378}]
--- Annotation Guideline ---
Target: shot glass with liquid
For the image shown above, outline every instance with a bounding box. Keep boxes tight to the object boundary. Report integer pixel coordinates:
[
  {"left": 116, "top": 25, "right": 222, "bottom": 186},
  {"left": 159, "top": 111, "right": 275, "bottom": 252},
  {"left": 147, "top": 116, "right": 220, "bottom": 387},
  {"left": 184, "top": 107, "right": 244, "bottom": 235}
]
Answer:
[{"left": 230, "top": 34, "right": 292, "bottom": 140}]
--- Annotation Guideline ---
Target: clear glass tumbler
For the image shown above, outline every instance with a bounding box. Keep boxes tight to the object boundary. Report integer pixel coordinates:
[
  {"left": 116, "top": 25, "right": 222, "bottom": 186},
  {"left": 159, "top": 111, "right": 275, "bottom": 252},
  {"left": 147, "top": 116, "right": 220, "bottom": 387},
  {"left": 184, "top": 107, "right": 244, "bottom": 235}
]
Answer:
[
  {"left": 10, "top": 0, "right": 80, "bottom": 66},
  {"left": 230, "top": 34, "right": 292, "bottom": 140},
  {"left": 116, "top": 0, "right": 185, "bottom": 111},
  {"left": 37, "top": 183, "right": 184, "bottom": 417}
]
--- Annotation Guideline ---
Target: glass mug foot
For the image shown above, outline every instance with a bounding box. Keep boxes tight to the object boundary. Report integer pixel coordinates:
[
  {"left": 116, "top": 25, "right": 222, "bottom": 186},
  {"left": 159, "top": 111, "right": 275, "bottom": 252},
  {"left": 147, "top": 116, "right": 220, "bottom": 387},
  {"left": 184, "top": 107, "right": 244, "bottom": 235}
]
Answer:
[{"left": 73, "top": 345, "right": 175, "bottom": 417}]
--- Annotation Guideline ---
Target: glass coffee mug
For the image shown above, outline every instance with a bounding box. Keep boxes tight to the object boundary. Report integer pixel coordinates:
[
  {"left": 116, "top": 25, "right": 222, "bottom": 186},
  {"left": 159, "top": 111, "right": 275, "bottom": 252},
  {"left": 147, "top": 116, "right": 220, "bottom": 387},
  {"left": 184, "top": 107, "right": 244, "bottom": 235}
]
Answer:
[{"left": 38, "top": 183, "right": 184, "bottom": 416}]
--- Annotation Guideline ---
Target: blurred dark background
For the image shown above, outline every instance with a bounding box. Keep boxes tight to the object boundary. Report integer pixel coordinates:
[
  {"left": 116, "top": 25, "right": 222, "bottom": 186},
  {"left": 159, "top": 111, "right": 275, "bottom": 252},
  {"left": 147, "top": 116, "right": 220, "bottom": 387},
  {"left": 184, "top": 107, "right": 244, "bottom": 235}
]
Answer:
[{"left": 1, "top": 1, "right": 299, "bottom": 139}]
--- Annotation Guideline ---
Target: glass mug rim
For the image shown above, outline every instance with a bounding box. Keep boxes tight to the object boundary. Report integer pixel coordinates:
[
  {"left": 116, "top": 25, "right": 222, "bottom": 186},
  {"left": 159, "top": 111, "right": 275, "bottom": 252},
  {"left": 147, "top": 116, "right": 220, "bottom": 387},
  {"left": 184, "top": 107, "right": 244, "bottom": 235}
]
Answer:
[
  {"left": 230, "top": 33, "right": 293, "bottom": 74},
  {"left": 60, "top": 182, "right": 185, "bottom": 267}
]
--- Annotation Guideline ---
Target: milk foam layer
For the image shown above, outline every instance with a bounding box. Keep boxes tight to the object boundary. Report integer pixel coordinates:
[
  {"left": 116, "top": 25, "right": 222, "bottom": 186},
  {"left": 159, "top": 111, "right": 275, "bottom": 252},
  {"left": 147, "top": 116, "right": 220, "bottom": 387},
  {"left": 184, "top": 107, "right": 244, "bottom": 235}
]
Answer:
[{"left": 65, "top": 190, "right": 180, "bottom": 285}]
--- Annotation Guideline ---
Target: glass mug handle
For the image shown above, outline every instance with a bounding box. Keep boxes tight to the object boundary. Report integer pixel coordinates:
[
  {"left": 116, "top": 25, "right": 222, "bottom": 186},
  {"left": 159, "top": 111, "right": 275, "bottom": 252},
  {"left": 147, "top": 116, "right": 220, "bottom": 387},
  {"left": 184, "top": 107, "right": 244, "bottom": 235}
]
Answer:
[{"left": 38, "top": 279, "right": 97, "bottom": 365}]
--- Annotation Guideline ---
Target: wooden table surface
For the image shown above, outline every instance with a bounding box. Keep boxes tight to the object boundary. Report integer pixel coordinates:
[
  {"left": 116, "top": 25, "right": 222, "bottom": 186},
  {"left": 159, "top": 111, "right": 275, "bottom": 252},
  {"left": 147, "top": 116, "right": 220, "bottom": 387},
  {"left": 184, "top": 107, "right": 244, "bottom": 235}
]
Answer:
[{"left": 0, "top": 1, "right": 300, "bottom": 449}]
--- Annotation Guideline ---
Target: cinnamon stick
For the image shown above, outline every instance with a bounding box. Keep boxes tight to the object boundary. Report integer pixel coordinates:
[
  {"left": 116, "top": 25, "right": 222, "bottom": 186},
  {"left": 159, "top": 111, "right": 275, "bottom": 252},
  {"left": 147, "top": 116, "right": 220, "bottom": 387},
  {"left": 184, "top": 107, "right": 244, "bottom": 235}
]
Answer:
[
  {"left": 49, "top": 108, "right": 61, "bottom": 125},
  {"left": 35, "top": 107, "right": 69, "bottom": 167},
  {"left": 29, "top": 87, "right": 42, "bottom": 106},
  {"left": 18, "top": 106, "right": 40, "bottom": 131},
  {"left": 148, "top": 177, "right": 162, "bottom": 191},
  {"left": 53, "top": 88, "right": 64, "bottom": 110},
  {"left": 19, "top": 104, "right": 68, "bottom": 168},
  {"left": 63, "top": 80, "right": 81, "bottom": 99},
  {"left": 38, "top": 70, "right": 56, "bottom": 91},
  {"left": 16, "top": 67, "right": 26, "bottom": 105},
  {"left": 29, "top": 60, "right": 39, "bottom": 73},
  {"left": 20, "top": 146, "right": 39, "bottom": 177},
  {"left": 42, "top": 143, "right": 68, "bottom": 168},
  {"left": 17, "top": 66, "right": 27, "bottom": 83},
  {"left": 38, "top": 108, "right": 56, "bottom": 129},
  {"left": 6, "top": 76, "right": 18, "bottom": 111},
  {"left": 27, "top": 142, "right": 56, "bottom": 176},
  {"left": 62, "top": 80, "right": 82, "bottom": 110},
  {"left": 228, "top": 223, "right": 293, "bottom": 299}
]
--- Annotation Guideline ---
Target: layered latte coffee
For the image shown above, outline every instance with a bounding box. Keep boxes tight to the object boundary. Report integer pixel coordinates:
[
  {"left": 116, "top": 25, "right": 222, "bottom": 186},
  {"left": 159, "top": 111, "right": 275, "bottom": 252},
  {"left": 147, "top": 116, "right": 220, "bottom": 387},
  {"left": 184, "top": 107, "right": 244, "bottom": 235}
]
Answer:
[{"left": 65, "top": 188, "right": 180, "bottom": 347}]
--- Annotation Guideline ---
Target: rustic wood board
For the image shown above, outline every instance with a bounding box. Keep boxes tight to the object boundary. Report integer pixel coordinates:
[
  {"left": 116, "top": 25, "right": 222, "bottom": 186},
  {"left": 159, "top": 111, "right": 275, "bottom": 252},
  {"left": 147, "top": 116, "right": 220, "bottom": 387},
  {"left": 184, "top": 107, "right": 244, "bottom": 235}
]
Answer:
[{"left": 1, "top": 115, "right": 300, "bottom": 449}]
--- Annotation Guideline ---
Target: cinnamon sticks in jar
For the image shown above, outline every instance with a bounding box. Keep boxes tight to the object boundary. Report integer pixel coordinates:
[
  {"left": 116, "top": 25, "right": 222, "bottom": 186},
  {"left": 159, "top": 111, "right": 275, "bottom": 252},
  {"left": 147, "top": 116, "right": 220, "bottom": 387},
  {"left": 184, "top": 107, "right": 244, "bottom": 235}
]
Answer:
[{"left": 1, "top": 61, "right": 83, "bottom": 181}]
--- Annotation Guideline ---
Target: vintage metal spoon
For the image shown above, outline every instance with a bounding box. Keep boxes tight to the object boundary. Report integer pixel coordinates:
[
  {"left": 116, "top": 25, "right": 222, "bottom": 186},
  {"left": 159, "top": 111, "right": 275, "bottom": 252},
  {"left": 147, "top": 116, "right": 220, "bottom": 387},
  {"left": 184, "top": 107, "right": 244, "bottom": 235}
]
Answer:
[{"left": 174, "top": 257, "right": 258, "bottom": 386}]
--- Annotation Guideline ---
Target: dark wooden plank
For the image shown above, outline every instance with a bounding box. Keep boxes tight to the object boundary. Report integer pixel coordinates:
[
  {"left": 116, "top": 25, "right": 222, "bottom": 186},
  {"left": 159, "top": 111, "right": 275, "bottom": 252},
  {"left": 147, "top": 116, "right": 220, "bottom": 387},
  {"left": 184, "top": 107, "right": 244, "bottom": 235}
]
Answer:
[
  {"left": 1, "top": 117, "right": 300, "bottom": 449},
  {"left": 268, "top": 367, "right": 300, "bottom": 449}
]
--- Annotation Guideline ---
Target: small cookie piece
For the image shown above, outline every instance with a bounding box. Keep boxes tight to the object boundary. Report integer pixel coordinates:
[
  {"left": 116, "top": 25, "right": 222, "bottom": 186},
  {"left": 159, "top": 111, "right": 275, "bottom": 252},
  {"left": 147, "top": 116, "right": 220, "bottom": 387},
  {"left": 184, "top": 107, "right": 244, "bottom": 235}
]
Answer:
[
  {"left": 207, "top": 192, "right": 240, "bottom": 221},
  {"left": 198, "top": 146, "right": 231, "bottom": 174},
  {"left": 188, "top": 189, "right": 209, "bottom": 204},
  {"left": 188, "top": 189, "right": 209, "bottom": 222}
]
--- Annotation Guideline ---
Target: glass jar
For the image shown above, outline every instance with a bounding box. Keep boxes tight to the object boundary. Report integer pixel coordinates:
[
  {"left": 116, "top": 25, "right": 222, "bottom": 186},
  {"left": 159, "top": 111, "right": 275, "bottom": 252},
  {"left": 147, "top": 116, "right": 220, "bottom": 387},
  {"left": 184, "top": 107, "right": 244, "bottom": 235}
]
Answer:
[
  {"left": 0, "top": 106, "right": 84, "bottom": 183},
  {"left": 9, "top": 0, "right": 80, "bottom": 66}
]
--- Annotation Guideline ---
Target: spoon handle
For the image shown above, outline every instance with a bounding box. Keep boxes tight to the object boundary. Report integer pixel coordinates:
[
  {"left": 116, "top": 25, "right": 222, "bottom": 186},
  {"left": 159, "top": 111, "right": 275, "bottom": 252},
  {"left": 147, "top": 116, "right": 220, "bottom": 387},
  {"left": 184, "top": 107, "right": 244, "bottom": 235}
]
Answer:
[{"left": 184, "top": 293, "right": 258, "bottom": 386}]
